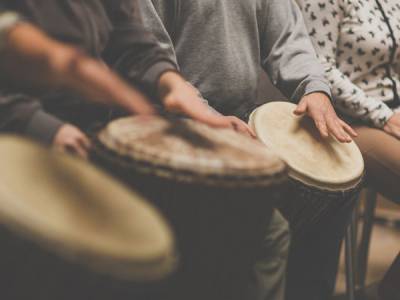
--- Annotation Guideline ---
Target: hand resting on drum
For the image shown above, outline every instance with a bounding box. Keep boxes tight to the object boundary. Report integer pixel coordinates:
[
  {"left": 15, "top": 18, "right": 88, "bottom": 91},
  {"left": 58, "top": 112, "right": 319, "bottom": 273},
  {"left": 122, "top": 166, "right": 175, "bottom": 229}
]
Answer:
[
  {"left": 383, "top": 113, "right": 400, "bottom": 140},
  {"left": 1, "top": 23, "right": 155, "bottom": 115},
  {"left": 294, "top": 92, "right": 358, "bottom": 143},
  {"left": 157, "top": 71, "right": 256, "bottom": 137},
  {"left": 53, "top": 124, "right": 91, "bottom": 159}
]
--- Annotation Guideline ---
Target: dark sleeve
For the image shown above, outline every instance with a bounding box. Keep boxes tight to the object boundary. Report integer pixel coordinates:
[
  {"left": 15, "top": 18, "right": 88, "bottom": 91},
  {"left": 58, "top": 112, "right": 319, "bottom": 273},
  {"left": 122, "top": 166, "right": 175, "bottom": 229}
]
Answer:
[
  {"left": 0, "top": 92, "right": 64, "bottom": 144},
  {"left": 102, "top": 0, "right": 178, "bottom": 98},
  {"left": 0, "top": 9, "right": 64, "bottom": 144}
]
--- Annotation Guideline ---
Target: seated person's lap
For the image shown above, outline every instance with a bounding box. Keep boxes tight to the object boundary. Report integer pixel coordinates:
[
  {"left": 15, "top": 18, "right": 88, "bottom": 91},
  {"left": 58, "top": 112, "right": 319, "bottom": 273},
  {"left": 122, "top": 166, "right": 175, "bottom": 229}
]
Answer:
[{"left": 354, "top": 126, "right": 400, "bottom": 202}]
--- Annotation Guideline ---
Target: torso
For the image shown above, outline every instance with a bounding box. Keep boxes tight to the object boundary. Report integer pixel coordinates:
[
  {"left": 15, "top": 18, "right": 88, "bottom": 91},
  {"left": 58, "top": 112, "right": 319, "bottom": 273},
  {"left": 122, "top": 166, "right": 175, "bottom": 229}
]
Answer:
[{"left": 171, "top": 0, "right": 265, "bottom": 118}]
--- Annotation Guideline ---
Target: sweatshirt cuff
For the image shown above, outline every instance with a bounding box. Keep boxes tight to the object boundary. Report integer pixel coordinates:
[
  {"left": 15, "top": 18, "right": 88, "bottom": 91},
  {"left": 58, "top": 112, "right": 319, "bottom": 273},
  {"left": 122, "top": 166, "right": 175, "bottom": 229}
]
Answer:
[
  {"left": 142, "top": 60, "right": 177, "bottom": 94},
  {"left": 292, "top": 79, "right": 333, "bottom": 103},
  {"left": 25, "top": 110, "right": 64, "bottom": 145},
  {"left": 303, "top": 80, "right": 333, "bottom": 100},
  {"left": 372, "top": 104, "right": 394, "bottom": 129}
]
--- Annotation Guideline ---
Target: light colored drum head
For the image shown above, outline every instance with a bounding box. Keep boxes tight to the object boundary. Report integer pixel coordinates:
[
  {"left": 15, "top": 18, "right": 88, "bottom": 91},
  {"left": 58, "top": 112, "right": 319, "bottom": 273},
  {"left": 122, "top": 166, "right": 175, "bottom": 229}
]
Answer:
[
  {"left": 98, "top": 116, "right": 287, "bottom": 188},
  {"left": 0, "top": 136, "right": 176, "bottom": 281},
  {"left": 250, "top": 102, "right": 364, "bottom": 190}
]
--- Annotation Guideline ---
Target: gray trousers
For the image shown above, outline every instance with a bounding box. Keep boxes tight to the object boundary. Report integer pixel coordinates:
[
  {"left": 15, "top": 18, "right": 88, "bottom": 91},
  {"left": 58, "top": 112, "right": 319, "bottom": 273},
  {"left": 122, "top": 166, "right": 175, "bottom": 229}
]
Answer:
[{"left": 247, "top": 209, "right": 290, "bottom": 300}]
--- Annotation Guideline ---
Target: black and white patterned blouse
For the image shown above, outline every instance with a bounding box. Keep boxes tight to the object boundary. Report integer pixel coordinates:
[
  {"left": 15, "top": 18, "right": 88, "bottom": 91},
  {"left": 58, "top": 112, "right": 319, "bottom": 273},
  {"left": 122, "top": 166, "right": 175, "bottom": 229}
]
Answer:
[{"left": 299, "top": 0, "right": 400, "bottom": 128}]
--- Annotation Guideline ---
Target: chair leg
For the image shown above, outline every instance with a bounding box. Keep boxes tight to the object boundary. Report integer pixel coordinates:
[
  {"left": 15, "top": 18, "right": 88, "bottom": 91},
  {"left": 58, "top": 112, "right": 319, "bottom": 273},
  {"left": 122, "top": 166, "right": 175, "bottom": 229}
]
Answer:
[
  {"left": 357, "top": 190, "right": 377, "bottom": 289},
  {"left": 345, "top": 212, "right": 357, "bottom": 300},
  {"left": 351, "top": 199, "right": 360, "bottom": 283}
]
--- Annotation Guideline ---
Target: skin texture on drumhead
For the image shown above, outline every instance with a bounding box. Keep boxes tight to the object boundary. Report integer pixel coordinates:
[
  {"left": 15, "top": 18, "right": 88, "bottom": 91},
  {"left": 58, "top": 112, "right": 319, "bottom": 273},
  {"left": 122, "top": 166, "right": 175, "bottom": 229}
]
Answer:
[
  {"left": 0, "top": 136, "right": 176, "bottom": 281},
  {"left": 98, "top": 116, "right": 288, "bottom": 187},
  {"left": 250, "top": 102, "right": 364, "bottom": 190}
]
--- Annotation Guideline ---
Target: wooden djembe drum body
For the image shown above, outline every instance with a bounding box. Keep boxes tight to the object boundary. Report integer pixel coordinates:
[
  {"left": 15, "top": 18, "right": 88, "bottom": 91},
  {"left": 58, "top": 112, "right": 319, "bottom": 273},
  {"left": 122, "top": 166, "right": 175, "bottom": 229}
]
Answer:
[
  {"left": 93, "top": 116, "right": 288, "bottom": 300},
  {"left": 249, "top": 102, "right": 365, "bottom": 234}
]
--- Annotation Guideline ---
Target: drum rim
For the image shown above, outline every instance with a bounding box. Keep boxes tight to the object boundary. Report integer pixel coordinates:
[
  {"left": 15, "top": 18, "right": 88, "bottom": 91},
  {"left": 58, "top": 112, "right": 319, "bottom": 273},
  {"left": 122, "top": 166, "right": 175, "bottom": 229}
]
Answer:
[
  {"left": 92, "top": 137, "right": 289, "bottom": 189},
  {"left": 249, "top": 101, "right": 365, "bottom": 190},
  {"left": 0, "top": 135, "right": 178, "bottom": 281},
  {"left": 95, "top": 116, "right": 289, "bottom": 188}
]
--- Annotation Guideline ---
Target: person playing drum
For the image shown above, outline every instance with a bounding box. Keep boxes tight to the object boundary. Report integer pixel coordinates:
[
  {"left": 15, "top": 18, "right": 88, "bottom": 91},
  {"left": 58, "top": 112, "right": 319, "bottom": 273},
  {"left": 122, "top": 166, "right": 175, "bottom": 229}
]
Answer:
[
  {"left": 0, "top": 3, "right": 253, "bottom": 159},
  {"left": 299, "top": 0, "right": 400, "bottom": 298},
  {"left": 138, "top": 1, "right": 358, "bottom": 299}
]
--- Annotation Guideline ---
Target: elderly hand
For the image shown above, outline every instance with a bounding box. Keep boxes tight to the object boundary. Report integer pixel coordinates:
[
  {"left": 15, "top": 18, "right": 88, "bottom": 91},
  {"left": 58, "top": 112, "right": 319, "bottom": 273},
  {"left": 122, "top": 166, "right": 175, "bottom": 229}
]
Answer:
[
  {"left": 53, "top": 124, "right": 91, "bottom": 159},
  {"left": 294, "top": 92, "right": 357, "bottom": 143},
  {"left": 158, "top": 71, "right": 255, "bottom": 137},
  {"left": 384, "top": 113, "right": 400, "bottom": 139}
]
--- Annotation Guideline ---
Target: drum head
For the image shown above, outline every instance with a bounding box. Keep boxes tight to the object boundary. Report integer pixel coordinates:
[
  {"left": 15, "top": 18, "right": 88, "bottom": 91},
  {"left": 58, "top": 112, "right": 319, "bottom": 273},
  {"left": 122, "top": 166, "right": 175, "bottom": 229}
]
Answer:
[
  {"left": 250, "top": 102, "right": 364, "bottom": 190},
  {"left": 98, "top": 116, "right": 287, "bottom": 188},
  {"left": 0, "top": 136, "right": 176, "bottom": 280}
]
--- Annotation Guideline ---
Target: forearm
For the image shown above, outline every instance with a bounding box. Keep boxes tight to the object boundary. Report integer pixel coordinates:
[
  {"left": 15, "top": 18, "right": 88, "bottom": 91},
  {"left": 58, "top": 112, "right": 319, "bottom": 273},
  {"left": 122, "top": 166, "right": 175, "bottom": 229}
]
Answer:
[
  {"left": 0, "top": 23, "right": 70, "bottom": 88},
  {"left": 2, "top": 23, "right": 154, "bottom": 114},
  {"left": 326, "top": 65, "right": 393, "bottom": 128}
]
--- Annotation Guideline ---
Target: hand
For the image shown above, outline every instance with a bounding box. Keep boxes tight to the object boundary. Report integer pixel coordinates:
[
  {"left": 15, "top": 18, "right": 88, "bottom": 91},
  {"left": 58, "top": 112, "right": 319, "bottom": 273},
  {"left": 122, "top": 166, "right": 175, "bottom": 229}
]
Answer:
[
  {"left": 294, "top": 93, "right": 357, "bottom": 143},
  {"left": 158, "top": 71, "right": 255, "bottom": 137},
  {"left": 384, "top": 113, "right": 400, "bottom": 139},
  {"left": 217, "top": 115, "right": 256, "bottom": 137},
  {"left": 53, "top": 124, "right": 91, "bottom": 159}
]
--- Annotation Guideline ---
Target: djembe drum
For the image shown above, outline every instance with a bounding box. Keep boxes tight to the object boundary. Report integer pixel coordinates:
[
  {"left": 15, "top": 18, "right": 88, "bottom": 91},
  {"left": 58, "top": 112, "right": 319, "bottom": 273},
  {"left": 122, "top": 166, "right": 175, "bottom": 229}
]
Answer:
[
  {"left": 92, "top": 115, "right": 288, "bottom": 300},
  {"left": 249, "top": 102, "right": 364, "bottom": 233},
  {"left": 0, "top": 136, "right": 176, "bottom": 300}
]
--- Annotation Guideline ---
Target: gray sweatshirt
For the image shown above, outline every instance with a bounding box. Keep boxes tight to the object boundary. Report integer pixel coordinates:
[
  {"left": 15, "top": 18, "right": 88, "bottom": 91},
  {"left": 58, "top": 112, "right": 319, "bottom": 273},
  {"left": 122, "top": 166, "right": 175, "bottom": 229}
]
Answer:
[{"left": 139, "top": 0, "right": 332, "bottom": 119}]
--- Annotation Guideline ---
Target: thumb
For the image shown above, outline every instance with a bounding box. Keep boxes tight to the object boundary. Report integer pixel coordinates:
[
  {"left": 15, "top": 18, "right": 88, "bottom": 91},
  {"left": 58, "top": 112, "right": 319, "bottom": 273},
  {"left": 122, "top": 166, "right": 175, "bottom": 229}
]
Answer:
[{"left": 294, "top": 99, "right": 308, "bottom": 116}]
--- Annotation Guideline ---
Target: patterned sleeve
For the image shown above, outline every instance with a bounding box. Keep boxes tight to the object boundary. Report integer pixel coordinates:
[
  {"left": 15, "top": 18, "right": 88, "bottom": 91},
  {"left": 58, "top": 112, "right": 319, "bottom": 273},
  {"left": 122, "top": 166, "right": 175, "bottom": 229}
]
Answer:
[{"left": 300, "top": 0, "right": 393, "bottom": 128}]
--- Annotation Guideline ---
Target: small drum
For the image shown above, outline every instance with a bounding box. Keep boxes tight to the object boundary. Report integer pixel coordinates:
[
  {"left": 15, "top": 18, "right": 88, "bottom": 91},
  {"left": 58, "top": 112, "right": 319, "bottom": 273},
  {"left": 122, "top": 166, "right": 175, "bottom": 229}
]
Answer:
[
  {"left": 0, "top": 136, "right": 176, "bottom": 300},
  {"left": 92, "top": 116, "right": 288, "bottom": 300},
  {"left": 249, "top": 102, "right": 364, "bottom": 233}
]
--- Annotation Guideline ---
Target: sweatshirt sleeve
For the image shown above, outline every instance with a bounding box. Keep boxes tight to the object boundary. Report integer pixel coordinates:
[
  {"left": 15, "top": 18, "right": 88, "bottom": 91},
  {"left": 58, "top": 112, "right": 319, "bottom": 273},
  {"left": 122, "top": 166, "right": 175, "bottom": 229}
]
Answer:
[
  {"left": 0, "top": 92, "right": 64, "bottom": 144},
  {"left": 300, "top": 0, "right": 393, "bottom": 128},
  {"left": 137, "top": 0, "right": 220, "bottom": 113},
  {"left": 138, "top": 0, "right": 178, "bottom": 66},
  {"left": 102, "top": 0, "right": 178, "bottom": 98},
  {"left": 259, "top": 0, "right": 332, "bottom": 103}
]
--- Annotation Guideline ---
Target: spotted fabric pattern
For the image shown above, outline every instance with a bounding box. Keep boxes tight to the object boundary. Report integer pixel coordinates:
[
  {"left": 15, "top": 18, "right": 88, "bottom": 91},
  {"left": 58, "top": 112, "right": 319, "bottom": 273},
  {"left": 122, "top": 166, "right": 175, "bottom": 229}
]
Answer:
[{"left": 299, "top": 0, "right": 400, "bottom": 128}]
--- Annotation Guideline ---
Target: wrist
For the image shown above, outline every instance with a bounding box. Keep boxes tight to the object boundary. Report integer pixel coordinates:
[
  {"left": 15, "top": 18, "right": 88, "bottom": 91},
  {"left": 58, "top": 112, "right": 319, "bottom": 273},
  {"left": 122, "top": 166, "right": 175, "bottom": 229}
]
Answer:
[
  {"left": 157, "top": 71, "right": 184, "bottom": 102},
  {"left": 306, "top": 91, "right": 331, "bottom": 101}
]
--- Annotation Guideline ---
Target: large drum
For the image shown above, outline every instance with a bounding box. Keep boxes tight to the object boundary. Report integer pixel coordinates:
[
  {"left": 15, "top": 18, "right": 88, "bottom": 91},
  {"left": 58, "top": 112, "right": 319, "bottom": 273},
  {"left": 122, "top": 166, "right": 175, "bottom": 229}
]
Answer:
[
  {"left": 0, "top": 136, "right": 176, "bottom": 300},
  {"left": 249, "top": 102, "right": 364, "bottom": 233},
  {"left": 92, "top": 115, "right": 288, "bottom": 300}
]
